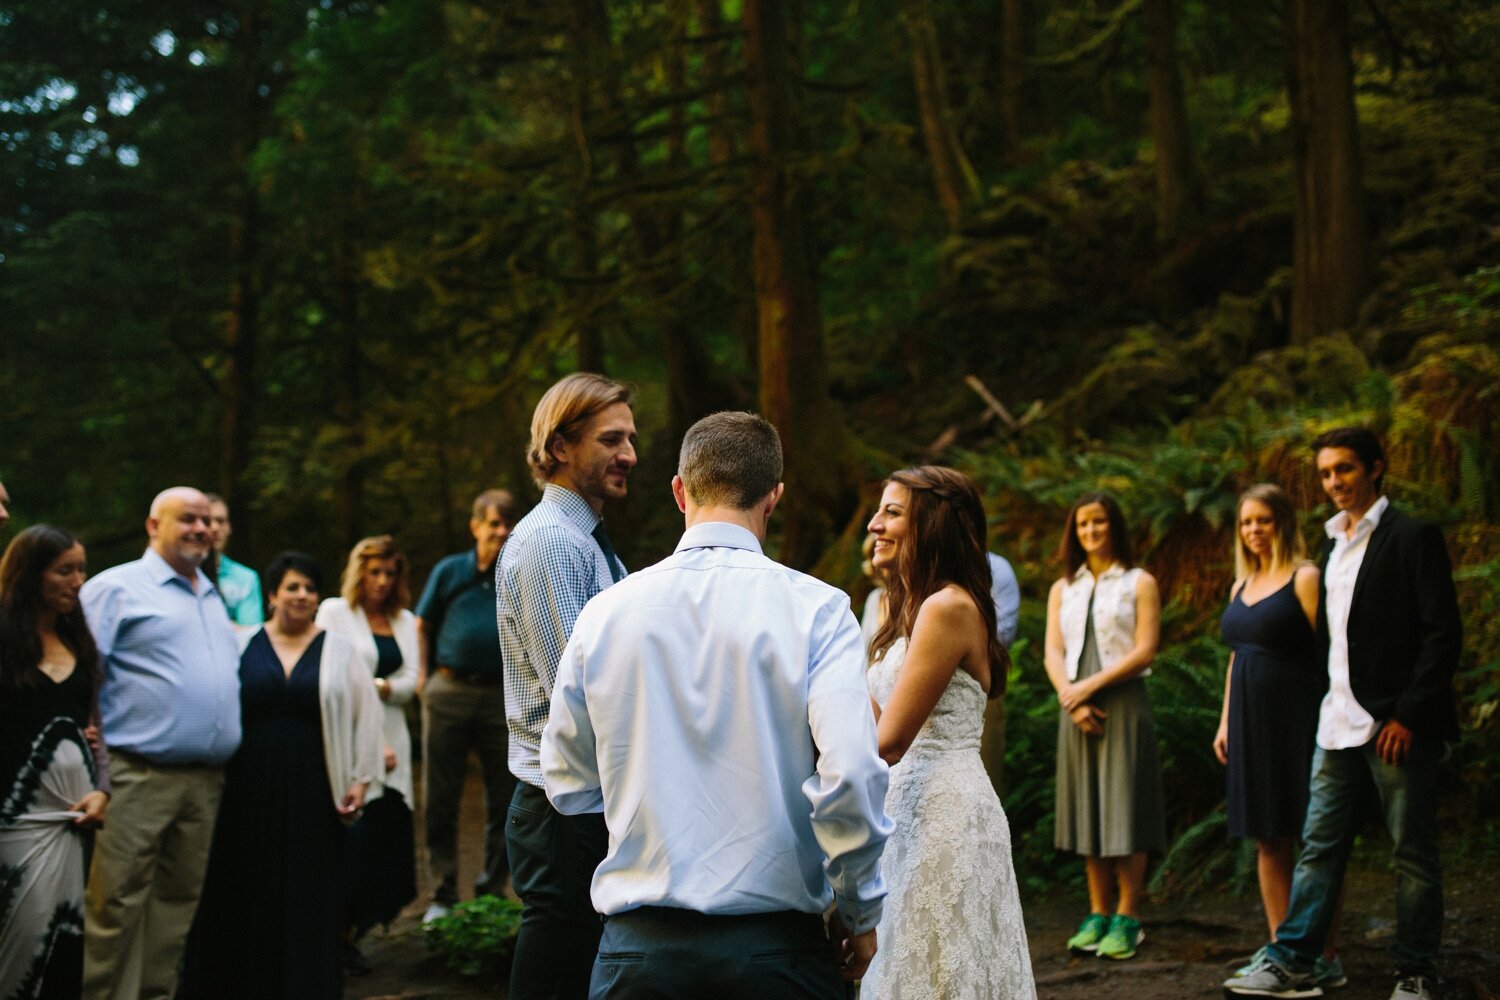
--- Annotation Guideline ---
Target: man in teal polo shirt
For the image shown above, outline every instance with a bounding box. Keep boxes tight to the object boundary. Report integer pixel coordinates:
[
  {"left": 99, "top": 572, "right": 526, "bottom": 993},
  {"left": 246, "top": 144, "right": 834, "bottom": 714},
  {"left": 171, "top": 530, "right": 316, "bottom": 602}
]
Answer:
[
  {"left": 205, "top": 493, "right": 263, "bottom": 628},
  {"left": 416, "top": 488, "right": 520, "bottom": 923}
]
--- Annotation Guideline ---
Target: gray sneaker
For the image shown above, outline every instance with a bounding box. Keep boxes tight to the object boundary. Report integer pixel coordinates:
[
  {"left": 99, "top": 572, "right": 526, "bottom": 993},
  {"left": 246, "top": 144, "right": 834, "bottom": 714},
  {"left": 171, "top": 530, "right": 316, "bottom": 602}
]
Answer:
[
  {"left": 1234, "top": 945, "right": 1269, "bottom": 977},
  {"left": 1389, "top": 975, "right": 1434, "bottom": 1000},
  {"left": 1312, "top": 955, "right": 1347, "bottom": 989},
  {"left": 1222, "top": 956, "right": 1325, "bottom": 998}
]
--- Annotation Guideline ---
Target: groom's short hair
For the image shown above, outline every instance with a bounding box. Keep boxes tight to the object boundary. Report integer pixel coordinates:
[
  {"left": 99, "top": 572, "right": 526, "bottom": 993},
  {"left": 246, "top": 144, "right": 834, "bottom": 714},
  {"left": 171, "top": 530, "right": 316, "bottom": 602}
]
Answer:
[{"left": 678, "top": 412, "right": 783, "bottom": 510}]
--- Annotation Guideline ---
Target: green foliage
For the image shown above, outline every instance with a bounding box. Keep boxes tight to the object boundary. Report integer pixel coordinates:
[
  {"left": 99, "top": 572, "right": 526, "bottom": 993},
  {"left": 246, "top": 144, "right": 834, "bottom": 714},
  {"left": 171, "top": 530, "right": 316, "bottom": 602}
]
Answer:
[{"left": 423, "top": 895, "right": 523, "bottom": 979}]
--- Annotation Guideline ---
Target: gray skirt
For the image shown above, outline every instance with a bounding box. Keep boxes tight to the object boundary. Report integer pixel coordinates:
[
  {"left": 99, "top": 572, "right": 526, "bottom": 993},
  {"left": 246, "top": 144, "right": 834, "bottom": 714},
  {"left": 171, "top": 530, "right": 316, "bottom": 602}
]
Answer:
[{"left": 1053, "top": 618, "right": 1167, "bottom": 857}]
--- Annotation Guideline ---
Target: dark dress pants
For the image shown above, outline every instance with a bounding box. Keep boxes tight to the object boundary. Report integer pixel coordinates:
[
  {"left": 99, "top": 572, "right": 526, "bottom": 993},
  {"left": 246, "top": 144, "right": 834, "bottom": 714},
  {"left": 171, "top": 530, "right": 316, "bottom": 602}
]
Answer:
[
  {"left": 589, "top": 907, "right": 847, "bottom": 1000},
  {"left": 507, "top": 781, "right": 608, "bottom": 1000}
]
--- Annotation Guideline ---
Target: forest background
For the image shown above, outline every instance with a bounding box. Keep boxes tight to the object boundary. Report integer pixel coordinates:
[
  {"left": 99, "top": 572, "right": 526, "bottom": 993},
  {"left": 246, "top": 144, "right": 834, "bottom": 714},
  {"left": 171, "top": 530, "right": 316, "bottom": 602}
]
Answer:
[{"left": 3, "top": 0, "right": 1498, "bottom": 891}]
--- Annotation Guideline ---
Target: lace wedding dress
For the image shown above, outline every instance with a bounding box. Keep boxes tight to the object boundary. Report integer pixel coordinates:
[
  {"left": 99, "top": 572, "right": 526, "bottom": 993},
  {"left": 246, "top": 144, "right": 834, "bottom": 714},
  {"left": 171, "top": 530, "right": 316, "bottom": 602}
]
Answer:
[{"left": 861, "top": 638, "right": 1037, "bottom": 1000}]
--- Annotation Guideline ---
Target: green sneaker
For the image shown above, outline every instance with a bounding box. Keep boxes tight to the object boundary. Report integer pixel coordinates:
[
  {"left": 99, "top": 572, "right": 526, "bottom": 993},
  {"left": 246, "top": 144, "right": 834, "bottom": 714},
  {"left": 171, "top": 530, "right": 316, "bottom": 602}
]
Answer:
[
  {"left": 1066, "top": 913, "right": 1110, "bottom": 953},
  {"left": 1096, "top": 913, "right": 1144, "bottom": 960},
  {"left": 1312, "top": 954, "right": 1347, "bottom": 989}
]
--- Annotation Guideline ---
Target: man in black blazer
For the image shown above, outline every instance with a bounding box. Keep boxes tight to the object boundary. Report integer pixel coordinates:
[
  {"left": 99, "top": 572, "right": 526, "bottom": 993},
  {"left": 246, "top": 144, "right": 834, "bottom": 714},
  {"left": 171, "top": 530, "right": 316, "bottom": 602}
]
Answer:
[{"left": 1226, "top": 427, "right": 1462, "bottom": 1000}]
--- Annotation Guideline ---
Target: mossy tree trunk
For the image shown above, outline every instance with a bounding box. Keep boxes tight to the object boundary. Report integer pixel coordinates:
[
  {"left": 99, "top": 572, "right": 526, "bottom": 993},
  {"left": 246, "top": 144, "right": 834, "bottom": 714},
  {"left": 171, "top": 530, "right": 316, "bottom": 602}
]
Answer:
[
  {"left": 1285, "top": 0, "right": 1371, "bottom": 342},
  {"left": 1143, "top": 0, "right": 1201, "bottom": 239},
  {"left": 906, "top": 0, "right": 981, "bottom": 231},
  {"left": 999, "top": 0, "right": 1026, "bottom": 157},
  {"left": 220, "top": 1, "right": 267, "bottom": 551},
  {"left": 743, "top": 0, "right": 857, "bottom": 569}
]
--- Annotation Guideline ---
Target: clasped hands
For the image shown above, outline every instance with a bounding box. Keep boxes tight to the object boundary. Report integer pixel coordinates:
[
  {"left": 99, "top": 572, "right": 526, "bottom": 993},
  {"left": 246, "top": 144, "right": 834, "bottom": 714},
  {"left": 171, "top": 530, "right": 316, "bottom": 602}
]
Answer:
[{"left": 1059, "top": 679, "right": 1106, "bottom": 737}]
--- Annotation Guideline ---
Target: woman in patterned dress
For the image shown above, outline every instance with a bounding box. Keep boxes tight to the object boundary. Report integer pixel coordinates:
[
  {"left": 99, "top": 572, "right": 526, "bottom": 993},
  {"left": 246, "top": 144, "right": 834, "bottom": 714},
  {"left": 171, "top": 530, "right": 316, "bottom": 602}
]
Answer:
[{"left": 0, "top": 525, "right": 110, "bottom": 1000}]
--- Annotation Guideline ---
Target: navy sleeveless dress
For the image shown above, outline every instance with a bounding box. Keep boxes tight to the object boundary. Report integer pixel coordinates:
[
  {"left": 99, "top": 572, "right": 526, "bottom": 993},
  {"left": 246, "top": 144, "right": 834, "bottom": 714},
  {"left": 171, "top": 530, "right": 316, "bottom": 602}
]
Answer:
[
  {"left": 1220, "top": 577, "right": 1325, "bottom": 840},
  {"left": 180, "top": 630, "right": 346, "bottom": 999}
]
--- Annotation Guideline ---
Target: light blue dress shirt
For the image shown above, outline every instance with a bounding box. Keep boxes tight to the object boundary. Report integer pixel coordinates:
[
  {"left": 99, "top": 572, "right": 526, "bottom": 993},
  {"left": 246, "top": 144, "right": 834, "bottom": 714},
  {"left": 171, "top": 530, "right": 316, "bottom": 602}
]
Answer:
[
  {"left": 542, "top": 521, "right": 892, "bottom": 934},
  {"left": 81, "top": 548, "right": 242, "bottom": 765},
  {"left": 498, "top": 484, "right": 622, "bottom": 789},
  {"left": 988, "top": 552, "right": 1021, "bottom": 647}
]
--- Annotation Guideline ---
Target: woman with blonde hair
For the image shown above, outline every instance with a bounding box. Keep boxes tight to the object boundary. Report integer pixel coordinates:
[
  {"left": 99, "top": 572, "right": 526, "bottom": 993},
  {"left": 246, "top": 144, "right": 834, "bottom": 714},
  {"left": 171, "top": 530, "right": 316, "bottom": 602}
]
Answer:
[
  {"left": 316, "top": 536, "right": 420, "bottom": 963},
  {"left": 1213, "top": 485, "right": 1343, "bottom": 987}
]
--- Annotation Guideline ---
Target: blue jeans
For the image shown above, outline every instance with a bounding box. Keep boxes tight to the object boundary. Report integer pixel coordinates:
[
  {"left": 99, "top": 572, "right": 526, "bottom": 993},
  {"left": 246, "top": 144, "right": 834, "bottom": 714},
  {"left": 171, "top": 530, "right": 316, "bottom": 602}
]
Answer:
[{"left": 1267, "top": 737, "right": 1444, "bottom": 978}]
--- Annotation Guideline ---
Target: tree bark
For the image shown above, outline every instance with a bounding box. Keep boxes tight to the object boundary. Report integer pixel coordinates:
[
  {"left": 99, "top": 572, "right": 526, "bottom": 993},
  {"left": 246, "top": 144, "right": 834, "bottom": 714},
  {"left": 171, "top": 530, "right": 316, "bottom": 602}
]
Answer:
[
  {"left": 742, "top": 0, "right": 856, "bottom": 569},
  {"left": 1285, "top": 0, "right": 1371, "bottom": 342},
  {"left": 220, "top": 3, "right": 265, "bottom": 550},
  {"left": 1143, "top": 0, "right": 1201, "bottom": 239},
  {"left": 906, "top": 0, "right": 980, "bottom": 232},
  {"left": 999, "top": 0, "right": 1026, "bottom": 156},
  {"left": 698, "top": 0, "right": 735, "bottom": 166},
  {"left": 336, "top": 245, "right": 364, "bottom": 549},
  {"left": 569, "top": 0, "right": 606, "bottom": 373}
]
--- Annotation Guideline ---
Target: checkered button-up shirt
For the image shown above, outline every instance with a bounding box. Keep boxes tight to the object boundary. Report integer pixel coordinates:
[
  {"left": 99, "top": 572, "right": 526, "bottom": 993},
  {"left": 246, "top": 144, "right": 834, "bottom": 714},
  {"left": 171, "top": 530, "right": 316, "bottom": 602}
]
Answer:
[{"left": 498, "top": 484, "right": 625, "bottom": 788}]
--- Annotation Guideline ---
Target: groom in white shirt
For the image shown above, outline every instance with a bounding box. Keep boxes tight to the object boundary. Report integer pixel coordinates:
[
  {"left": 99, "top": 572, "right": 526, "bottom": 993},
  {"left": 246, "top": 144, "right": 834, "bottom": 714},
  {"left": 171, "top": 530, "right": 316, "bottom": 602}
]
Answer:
[{"left": 541, "top": 411, "right": 892, "bottom": 999}]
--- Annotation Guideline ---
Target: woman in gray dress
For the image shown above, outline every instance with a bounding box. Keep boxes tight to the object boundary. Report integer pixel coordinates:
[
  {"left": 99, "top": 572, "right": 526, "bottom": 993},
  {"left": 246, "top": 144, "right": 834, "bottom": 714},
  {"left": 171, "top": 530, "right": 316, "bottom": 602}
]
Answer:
[{"left": 1043, "top": 493, "right": 1165, "bottom": 961}]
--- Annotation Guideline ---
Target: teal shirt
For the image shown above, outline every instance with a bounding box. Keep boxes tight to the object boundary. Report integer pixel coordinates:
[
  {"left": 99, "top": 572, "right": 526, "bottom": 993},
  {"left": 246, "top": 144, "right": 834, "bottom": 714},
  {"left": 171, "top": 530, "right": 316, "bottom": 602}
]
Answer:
[
  {"left": 216, "top": 553, "right": 264, "bottom": 626},
  {"left": 415, "top": 548, "right": 503, "bottom": 677}
]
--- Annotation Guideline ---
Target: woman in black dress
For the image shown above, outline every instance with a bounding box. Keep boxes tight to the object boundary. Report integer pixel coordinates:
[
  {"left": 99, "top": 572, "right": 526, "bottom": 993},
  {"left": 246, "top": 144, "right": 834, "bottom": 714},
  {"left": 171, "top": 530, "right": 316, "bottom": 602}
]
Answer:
[
  {"left": 181, "top": 552, "right": 382, "bottom": 1000},
  {"left": 316, "top": 535, "right": 420, "bottom": 969},
  {"left": 0, "top": 525, "right": 109, "bottom": 1000},
  {"left": 1213, "top": 484, "right": 1342, "bottom": 986}
]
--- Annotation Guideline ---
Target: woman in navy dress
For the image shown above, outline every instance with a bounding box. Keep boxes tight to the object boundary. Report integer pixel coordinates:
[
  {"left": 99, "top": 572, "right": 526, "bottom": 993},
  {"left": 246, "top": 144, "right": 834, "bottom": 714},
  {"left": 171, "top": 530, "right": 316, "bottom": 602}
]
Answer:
[
  {"left": 1213, "top": 484, "right": 1342, "bottom": 986},
  {"left": 181, "top": 552, "right": 381, "bottom": 1000}
]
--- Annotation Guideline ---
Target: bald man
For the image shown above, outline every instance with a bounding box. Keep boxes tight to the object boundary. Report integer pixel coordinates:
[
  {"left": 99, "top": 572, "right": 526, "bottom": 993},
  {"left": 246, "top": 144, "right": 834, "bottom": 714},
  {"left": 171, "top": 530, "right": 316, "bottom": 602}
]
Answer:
[{"left": 80, "top": 487, "right": 242, "bottom": 1000}]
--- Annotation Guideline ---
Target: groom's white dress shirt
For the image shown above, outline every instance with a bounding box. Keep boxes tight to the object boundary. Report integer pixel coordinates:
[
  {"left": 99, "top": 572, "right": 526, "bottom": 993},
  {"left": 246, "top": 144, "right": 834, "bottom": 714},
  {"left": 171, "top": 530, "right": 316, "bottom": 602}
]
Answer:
[{"left": 541, "top": 520, "right": 892, "bottom": 935}]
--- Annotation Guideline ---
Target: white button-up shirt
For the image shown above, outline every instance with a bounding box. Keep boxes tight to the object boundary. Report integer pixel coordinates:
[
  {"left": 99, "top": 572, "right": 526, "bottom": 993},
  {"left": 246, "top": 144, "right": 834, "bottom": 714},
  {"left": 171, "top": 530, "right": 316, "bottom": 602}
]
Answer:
[
  {"left": 541, "top": 521, "right": 891, "bottom": 934},
  {"left": 1316, "top": 495, "right": 1389, "bottom": 750}
]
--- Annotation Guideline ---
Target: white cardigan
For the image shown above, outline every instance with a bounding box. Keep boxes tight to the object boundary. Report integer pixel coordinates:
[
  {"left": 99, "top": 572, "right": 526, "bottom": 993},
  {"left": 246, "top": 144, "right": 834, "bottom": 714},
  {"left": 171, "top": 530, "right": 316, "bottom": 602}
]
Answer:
[
  {"left": 238, "top": 627, "right": 383, "bottom": 815},
  {"left": 315, "top": 598, "right": 420, "bottom": 802}
]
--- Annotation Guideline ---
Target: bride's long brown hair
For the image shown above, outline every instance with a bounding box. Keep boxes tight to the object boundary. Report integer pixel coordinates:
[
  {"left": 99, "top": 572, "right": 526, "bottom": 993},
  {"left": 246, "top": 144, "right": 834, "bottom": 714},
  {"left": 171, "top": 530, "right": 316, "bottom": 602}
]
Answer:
[{"left": 870, "top": 466, "right": 1011, "bottom": 698}]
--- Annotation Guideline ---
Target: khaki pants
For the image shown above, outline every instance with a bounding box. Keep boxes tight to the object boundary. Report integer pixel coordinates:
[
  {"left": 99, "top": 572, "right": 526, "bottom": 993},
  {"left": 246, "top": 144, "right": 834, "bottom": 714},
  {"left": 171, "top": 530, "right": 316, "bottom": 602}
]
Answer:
[
  {"left": 83, "top": 750, "right": 224, "bottom": 1000},
  {"left": 422, "top": 672, "right": 513, "bottom": 904}
]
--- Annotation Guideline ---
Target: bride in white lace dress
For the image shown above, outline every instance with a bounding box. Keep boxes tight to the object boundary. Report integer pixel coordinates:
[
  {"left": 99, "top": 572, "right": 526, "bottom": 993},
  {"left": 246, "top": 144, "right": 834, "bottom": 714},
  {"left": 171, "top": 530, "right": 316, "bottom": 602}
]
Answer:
[{"left": 861, "top": 467, "right": 1037, "bottom": 1000}]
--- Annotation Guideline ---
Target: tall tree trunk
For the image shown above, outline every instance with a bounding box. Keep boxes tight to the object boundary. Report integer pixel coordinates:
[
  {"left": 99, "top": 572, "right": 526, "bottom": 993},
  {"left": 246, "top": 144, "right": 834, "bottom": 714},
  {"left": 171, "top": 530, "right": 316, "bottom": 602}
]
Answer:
[
  {"left": 1285, "top": 0, "right": 1370, "bottom": 342},
  {"left": 336, "top": 245, "right": 364, "bottom": 548},
  {"left": 220, "top": 3, "right": 264, "bottom": 550},
  {"left": 906, "top": 0, "right": 980, "bottom": 232},
  {"left": 743, "top": 0, "right": 856, "bottom": 569},
  {"left": 999, "top": 0, "right": 1026, "bottom": 156},
  {"left": 698, "top": 0, "right": 735, "bottom": 166},
  {"left": 569, "top": 0, "right": 605, "bottom": 373},
  {"left": 1143, "top": 0, "right": 1201, "bottom": 239}
]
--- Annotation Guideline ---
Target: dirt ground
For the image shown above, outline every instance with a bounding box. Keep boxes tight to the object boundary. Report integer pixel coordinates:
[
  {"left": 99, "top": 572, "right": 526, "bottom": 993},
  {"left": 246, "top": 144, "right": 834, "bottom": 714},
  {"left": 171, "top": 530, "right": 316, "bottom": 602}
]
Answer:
[{"left": 349, "top": 764, "right": 1500, "bottom": 1000}]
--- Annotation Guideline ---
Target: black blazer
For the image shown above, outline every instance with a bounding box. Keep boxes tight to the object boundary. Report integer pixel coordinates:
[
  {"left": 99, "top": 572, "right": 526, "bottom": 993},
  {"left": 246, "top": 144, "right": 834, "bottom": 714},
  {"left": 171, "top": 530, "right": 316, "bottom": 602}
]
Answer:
[{"left": 1316, "top": 505, "right": 1463, "bottom": 742}]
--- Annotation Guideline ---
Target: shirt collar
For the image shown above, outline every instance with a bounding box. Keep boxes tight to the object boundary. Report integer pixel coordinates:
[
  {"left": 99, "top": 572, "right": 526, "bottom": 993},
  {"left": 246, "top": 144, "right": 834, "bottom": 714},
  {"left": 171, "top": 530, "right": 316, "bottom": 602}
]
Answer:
[
  {"left": 542, "top": 483, "right": 603, "bottom": 533},
  {"left": 1324, "top": 494, "right": 1389, "bottom": 541},
  {"left": 142, "top": 546, "right": 215, "bottom": 594},
  {"left": 673, "top": 521, "right": 764, "bottom": 555}
]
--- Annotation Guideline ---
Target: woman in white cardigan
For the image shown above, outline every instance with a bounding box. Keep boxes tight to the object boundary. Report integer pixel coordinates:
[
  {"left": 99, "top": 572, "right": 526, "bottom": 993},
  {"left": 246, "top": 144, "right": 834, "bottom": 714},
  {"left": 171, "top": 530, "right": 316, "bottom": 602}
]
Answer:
[
  {"left": 316, "top": 535, "right": 421, "bottom": 955},
  {"left": 181, "top": 552, "right": 382, "bottom": 1000}
]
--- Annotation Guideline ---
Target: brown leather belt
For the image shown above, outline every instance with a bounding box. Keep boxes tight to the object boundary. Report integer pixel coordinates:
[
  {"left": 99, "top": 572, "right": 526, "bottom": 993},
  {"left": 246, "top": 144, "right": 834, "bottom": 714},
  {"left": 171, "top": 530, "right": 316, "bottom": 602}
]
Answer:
[{"left": 436, "top": 666, "right": 503, "bottom": 688}]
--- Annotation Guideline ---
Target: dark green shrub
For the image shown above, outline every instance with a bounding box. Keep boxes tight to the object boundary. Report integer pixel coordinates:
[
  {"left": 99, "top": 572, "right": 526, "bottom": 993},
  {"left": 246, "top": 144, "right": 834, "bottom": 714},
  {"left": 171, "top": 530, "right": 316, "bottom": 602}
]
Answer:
[{"left": 423, "top": 895, "right": 523, "bottom": 979}]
